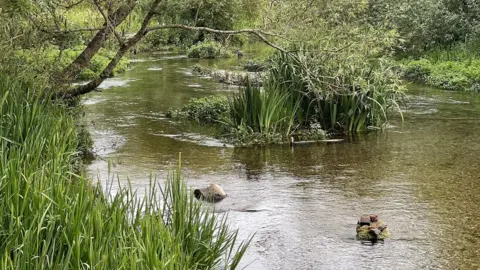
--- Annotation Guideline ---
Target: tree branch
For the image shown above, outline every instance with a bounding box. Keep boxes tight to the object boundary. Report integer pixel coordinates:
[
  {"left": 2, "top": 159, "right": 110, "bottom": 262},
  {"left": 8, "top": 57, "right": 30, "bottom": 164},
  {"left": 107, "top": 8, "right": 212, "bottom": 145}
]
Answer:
[
  {"left": 146, "top": 24, "right": 287, "bottom": 52},
  {"left": 58, "top": 0, "right": 137, "bottom": 82},
  {"left": 93, "top": 0, "right": 125, "bottom": 46},
  {"left": 56, "top": 0, "right": 163, "bottom": 99}
]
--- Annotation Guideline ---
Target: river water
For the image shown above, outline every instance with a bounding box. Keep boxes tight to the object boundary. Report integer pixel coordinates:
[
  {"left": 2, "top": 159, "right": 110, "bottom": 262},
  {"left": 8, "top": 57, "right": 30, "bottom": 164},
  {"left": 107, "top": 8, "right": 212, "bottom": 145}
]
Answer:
[{"left": 84, "top": 52, "right": 480, "bottom": 269}]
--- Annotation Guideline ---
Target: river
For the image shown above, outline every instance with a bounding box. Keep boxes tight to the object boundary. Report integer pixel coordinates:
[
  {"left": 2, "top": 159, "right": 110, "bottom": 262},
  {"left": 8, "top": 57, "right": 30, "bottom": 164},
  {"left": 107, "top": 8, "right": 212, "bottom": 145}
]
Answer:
[{"left": 84, "top": 52, "right": 480, "bottom": 269}]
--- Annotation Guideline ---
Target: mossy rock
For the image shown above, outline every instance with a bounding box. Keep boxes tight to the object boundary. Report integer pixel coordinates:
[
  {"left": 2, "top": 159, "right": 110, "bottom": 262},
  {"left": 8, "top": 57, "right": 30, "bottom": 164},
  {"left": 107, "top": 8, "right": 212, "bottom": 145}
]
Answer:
[{"left": 356, "top": 225, "right": 390, "bottom": 241}]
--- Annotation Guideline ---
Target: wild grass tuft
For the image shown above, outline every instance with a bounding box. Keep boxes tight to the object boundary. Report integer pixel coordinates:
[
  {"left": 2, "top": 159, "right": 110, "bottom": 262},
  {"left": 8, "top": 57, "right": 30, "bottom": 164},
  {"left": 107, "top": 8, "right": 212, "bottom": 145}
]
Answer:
[{"left": 222, "top": 82, "right": 300, "bottom": 139}]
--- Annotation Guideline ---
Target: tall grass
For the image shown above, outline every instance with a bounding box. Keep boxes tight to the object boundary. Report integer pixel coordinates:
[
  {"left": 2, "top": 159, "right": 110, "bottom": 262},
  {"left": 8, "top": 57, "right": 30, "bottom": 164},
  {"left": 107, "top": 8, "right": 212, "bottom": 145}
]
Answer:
[
  {"left": 224, "top": 82, "right": 300, "bottom": 137},
  {"left": 0, "top": 75, "right": 251, "bottom": 269}
]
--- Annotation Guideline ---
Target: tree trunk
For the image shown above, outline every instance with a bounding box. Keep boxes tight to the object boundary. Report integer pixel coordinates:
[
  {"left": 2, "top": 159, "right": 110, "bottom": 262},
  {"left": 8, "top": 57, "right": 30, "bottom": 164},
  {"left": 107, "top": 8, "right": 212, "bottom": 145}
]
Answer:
[
  {"left": 58, "top": 1, "right": 162, "bottom": 98},
  {"left": 58, "top": 2, "right": 136, "bottom": 82}
]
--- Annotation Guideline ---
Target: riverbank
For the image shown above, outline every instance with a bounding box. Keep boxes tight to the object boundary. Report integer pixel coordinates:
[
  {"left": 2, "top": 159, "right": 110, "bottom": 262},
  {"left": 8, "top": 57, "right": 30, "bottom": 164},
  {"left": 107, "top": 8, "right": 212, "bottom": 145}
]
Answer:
[
  {"left": 0, "top": 75, "right": 249, "bottom": 268},
  {"left": 396, "top": 47, "right": 480, "bottom": 92}
]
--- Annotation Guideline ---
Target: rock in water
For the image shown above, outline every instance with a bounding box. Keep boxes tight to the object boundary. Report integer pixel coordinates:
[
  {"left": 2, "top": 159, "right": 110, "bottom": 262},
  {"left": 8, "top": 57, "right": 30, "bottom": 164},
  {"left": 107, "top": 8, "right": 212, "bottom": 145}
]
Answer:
[
  {"left": 356, "top": 214, "right": 390, "bottom": 241},
  {"left": 194, "top": 184, "right": 227, "bottom": 203}
]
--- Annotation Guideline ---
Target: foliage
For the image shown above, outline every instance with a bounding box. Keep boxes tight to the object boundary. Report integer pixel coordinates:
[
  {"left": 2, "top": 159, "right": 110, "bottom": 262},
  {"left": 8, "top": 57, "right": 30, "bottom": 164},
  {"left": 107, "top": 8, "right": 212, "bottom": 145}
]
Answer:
[
  {"left": 166, "top": 95, "right": 229, "bottom": 124},
  {"left": 220, "top": 82, "right": 300, "bottom": 140},
  {"left": 187, "top": 41, "right": 233, "bottom": 59},
  {"left": 136, "top": 0, "right": 264, "bottom": 49},
  {"left": 12, "top": 46, "right": 129, "bottom": 81},
  {"left": 367, "top": 0, "right": 480, "bottom": 56},
  {"left": 267, "top": 51, "right": 405, "bottom": 133},
  {"left": 398, "top": 47, "right": 480, "bottom": 91},
  {"left": 0, "top": 75, "right": 251, "bottom": 269},
  {"left": 0, "top": 1, "right": 102, "bottom": 50}
]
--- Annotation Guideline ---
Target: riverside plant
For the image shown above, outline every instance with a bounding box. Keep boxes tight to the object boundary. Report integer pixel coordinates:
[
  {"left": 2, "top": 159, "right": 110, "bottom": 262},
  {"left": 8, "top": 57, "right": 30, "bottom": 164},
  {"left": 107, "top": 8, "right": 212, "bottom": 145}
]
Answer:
[
  {"left": 267, "top": 51, "right": 405, "bottom": 133},
  {"left": 220, "top": 82, "right": 301, "bottom": 141},
  {"left": 399, "top": 44, "right": 480, "bottom": 91},
  {"left": 0, "top": 75, "right": 251, "bottom": 269}
]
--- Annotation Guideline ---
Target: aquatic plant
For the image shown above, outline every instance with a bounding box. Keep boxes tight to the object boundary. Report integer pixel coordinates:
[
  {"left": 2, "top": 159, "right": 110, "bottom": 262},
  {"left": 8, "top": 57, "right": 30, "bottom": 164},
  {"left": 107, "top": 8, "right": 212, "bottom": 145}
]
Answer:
[
  {"left": 267, "top": 51, "right": 405, "bottom": 133},
  {"left": 398, "top": 46, "right": 480, "bottom": 91},
  {"left": 166, "top": 95, "right": 229, "bottom": 124},
  {"left": 0, "top": 75, "right": 251, "bottom": 269},
  {"left": 221, "top": 82, "right": 300, "bottom": 139},
  {"left": 243, "top": 60, "right": 268, "bottom": 72}
]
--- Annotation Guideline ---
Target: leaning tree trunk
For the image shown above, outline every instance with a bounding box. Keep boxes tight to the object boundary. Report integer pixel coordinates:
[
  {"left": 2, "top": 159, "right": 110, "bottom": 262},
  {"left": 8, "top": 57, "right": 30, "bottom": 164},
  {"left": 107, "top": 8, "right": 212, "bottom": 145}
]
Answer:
[
  {"left": 58, "top": 2, "right": 136, "bottom": 82},
  {"left": 58, "top": 0, "right": 163, "bottom": 98}
]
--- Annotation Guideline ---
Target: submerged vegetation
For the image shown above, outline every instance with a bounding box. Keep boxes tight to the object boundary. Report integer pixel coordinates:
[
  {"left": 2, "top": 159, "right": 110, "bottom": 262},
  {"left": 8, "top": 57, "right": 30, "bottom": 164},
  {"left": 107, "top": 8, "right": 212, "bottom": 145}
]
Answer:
[
  {"left": 191, "top": 64, "right": 264, "bottom": 86},
  {"left": 0, "top": 76, "right": 250, "bottom": 268},
  {"left": 166, "top": 95, "right": 229, "bottom": 124}
]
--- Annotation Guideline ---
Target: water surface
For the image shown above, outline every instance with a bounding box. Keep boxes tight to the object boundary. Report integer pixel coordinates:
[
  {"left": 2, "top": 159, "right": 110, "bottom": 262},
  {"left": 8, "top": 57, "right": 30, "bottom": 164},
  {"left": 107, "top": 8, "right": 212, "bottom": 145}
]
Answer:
[{"left": 85, "top": 53, "right": 480, "bottom": 269}]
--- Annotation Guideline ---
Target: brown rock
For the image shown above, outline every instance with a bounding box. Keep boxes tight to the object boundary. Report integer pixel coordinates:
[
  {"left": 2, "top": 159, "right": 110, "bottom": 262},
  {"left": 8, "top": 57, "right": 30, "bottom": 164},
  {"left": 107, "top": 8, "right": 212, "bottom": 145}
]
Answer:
[{"left": 194, "top": 184, "right": 227, "bottom": 203}]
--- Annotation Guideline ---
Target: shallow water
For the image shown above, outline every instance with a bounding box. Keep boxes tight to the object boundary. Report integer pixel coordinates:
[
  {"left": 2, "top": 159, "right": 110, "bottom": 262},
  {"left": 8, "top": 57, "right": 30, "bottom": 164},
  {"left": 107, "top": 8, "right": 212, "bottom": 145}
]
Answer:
[{"left": 85, "top": 52, "right": 480, "bottom": 269}]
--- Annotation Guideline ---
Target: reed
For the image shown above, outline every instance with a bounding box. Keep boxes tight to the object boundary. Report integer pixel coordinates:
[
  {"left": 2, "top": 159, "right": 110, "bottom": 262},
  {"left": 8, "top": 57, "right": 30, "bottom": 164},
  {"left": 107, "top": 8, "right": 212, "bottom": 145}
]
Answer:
[
  {"left": 224, "top": 82, "right": 300, "bottom": 138},
  {"left": 267, "top": 51, "right": 405, "bottom": 133},
  {"left": 0, "top": 75, "right": 251, "bottom": 269}
]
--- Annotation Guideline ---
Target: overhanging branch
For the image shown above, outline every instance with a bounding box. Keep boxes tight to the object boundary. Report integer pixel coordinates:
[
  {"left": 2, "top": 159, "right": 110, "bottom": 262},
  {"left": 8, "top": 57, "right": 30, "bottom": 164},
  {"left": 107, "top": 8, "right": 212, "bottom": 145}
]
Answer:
[{"left": 146, "top": 24, "right": 287, "bottom": 53}]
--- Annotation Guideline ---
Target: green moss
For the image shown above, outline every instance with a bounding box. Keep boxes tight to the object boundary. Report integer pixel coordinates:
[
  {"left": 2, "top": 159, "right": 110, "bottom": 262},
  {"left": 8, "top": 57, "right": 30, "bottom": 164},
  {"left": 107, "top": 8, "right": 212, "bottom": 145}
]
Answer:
[{"left": 166, "top": 96, "right": 229, "bottom": 124}]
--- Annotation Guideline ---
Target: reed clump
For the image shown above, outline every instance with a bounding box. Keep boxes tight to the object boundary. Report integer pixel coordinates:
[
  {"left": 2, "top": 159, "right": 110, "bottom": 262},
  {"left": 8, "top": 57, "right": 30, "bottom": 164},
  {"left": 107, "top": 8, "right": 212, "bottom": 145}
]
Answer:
[
  {"left": 266, "top": 51, "right": 405, "bottom": 133},
  {"left": 0, "top": 75, "right": 251, "bottom": 269}
]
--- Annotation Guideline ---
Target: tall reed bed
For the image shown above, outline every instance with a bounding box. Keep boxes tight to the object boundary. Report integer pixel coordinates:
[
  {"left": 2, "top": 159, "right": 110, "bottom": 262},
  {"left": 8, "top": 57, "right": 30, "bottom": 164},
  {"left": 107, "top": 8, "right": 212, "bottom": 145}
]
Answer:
[
  {"left": 267, "top": 51, "right": 405, "bottom": 133},
  {"left": 224, "top": 83, "right": 299, "bottom": 137},
  {"left": 0, "top": 75, "right": 250, "bottom": 269}
]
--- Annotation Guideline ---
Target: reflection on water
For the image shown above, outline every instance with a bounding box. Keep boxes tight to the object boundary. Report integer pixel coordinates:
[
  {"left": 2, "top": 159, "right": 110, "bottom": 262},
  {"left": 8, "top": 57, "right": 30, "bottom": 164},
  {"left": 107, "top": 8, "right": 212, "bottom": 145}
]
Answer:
[{"left": 85, "top": 53, "right": 480, "bottom": 269}]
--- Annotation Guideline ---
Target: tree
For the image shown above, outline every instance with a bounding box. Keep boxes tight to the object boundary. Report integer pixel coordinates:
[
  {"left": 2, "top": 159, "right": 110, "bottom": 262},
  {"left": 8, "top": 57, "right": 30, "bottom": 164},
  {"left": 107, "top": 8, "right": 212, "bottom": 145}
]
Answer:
[{"left": 0, "top": 0, "right": 285, "bottom": 98}]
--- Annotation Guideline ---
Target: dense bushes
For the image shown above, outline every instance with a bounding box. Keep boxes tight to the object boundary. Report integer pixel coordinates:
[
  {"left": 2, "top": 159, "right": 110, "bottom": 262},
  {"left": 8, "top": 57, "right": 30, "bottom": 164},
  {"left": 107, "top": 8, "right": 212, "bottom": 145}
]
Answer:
[
  {"left": 367, "top": 0, "right": 480, "bottom": 56},
  {"left": 398, "top": 45, "right": 480, "bottom": 91},
  {"left": 187, "top": 41, "right": 233, "bottom": 59},
  {"left": 0, "top": 76, "right": 250, "bottom": 268},
  {"left": 166, "top": 95, "right": 229, "bottom": 124}
]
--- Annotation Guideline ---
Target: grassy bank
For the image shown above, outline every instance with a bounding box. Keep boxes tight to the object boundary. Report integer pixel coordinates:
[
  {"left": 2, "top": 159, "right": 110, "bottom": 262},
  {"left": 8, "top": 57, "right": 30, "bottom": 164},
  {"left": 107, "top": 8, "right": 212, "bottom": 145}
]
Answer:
[
  {"left": 0, "top": 76, "right": 250, "bottom": 268},
  {"left": 14, "top": 46, "right": 129, "bottom": 81},
  {"left": 397, "top": 45, "right": 480, "bottom": 91}
]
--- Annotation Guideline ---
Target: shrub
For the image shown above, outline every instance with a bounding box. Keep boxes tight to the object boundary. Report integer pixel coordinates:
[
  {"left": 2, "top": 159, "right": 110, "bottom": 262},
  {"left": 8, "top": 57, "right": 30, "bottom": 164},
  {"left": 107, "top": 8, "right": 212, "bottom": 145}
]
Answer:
[
  {"left": 166, "top": 96, "right": 229, "bottom": 124},
  {"left": 187, "top": 41, "right": 233, "bottom": 59},
  {"left": 399, "top": 49, "right": 480, "bottom": 91}
]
